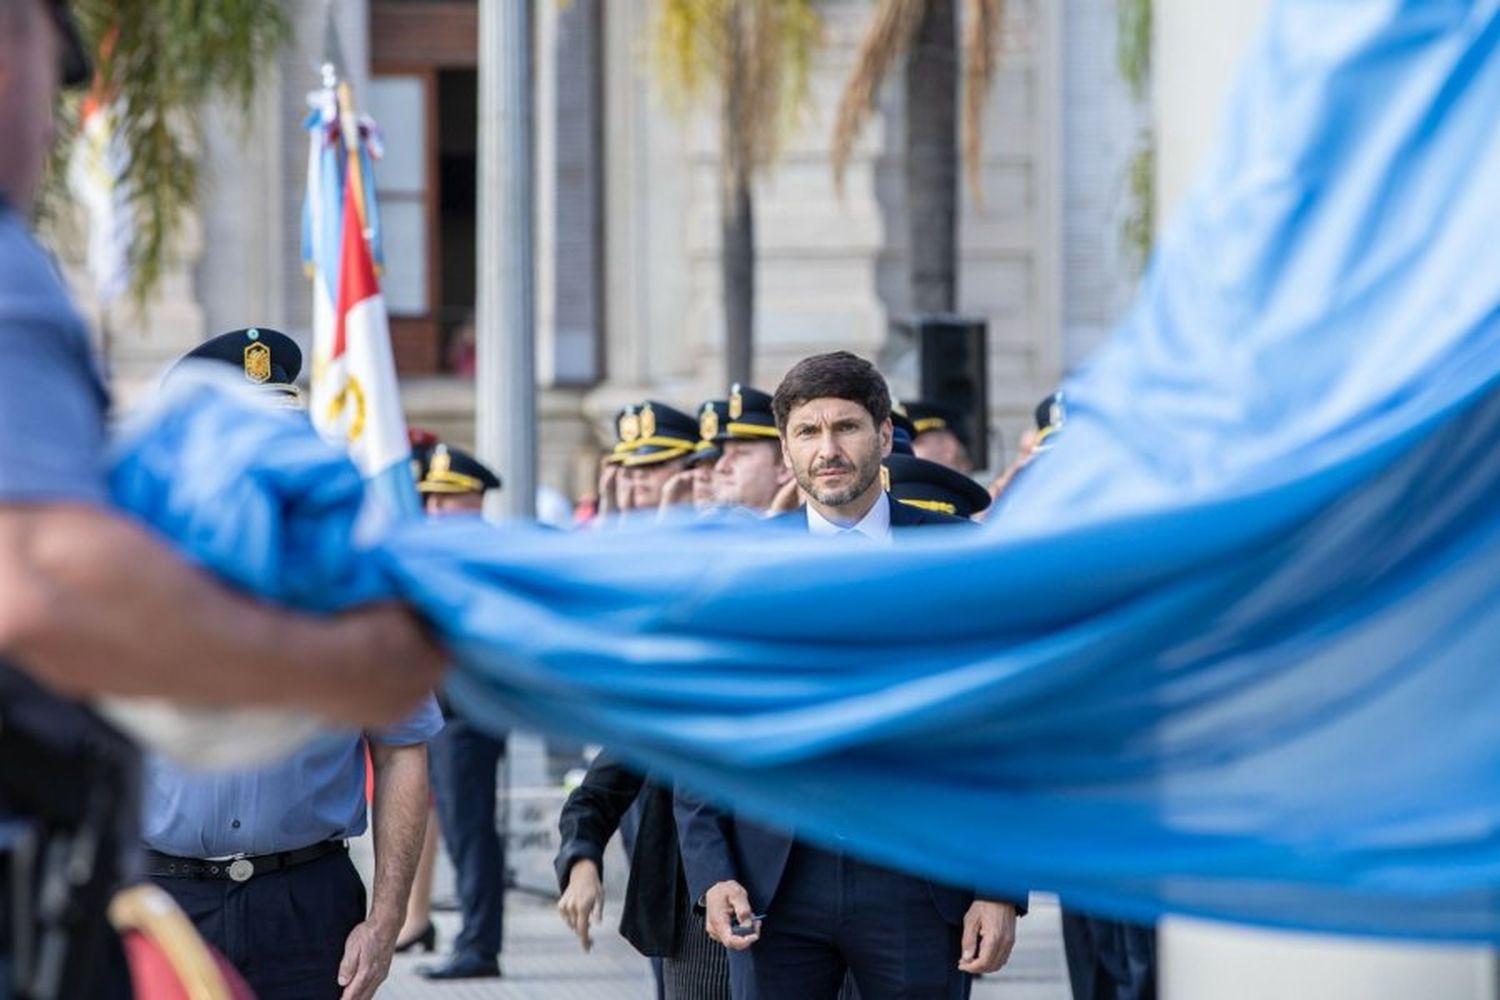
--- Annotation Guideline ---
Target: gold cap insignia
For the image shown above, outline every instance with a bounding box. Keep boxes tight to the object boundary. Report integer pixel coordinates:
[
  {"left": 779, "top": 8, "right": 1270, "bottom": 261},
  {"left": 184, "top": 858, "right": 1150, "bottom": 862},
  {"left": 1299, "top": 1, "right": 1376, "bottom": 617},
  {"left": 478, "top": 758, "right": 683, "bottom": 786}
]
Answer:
[
  {"left": 244, "top": 341, "right": 272, "bottom": 384},
  {"left": 700, "top": 405, "right": 720, "bottom": 442},
  {"left": 640, "top": 404, "right": 657, "bottom": 439},
  {"left": 618, "top": 408, "right": 641, "bottom": 444},
  {"left": 728, "top": 385, "right": 743, "bottom": 420},
  {"left": 429, "top": 445, "right": 451, "bottom": 479},
  {"left": 880, "top": 465, "right": 891, "bottom": 491}
]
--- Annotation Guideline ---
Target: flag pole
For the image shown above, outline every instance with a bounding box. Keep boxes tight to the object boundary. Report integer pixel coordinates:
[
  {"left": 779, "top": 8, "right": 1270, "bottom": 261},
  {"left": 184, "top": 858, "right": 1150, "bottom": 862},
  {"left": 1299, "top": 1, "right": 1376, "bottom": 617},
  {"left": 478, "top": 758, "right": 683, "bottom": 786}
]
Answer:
[{"left": 476, "top": 0, "right": 537, "bottom": 520}]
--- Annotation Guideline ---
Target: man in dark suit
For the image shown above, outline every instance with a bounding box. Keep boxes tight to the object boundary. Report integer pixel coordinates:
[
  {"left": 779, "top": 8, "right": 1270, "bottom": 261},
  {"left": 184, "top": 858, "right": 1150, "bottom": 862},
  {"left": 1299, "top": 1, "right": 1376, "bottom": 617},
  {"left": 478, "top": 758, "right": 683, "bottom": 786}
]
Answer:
[{"left": 676, "top": 352, "right": 1022, "bottom": 1000}]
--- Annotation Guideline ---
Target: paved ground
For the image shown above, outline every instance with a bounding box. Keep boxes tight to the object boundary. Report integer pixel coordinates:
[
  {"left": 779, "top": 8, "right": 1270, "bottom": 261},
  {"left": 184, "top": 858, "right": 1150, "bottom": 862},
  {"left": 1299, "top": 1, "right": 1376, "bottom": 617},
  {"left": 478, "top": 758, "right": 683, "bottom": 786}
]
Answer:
[{"left": 381, "top": 893, "right": 1070, "bottom": 999}]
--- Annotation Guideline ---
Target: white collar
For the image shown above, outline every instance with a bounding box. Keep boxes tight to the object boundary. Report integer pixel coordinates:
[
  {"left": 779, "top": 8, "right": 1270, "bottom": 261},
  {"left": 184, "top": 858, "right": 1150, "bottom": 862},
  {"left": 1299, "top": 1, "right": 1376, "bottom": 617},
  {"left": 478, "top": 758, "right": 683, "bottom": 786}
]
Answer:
[{"left": 806, "top": 491, "right": 893, "bottom": 544}]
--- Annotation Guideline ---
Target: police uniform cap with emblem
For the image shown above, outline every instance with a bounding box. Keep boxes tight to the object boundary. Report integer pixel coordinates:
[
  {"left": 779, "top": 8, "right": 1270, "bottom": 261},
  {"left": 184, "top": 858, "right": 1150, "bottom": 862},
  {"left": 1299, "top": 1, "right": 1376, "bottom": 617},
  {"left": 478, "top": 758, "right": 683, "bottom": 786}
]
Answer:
[
  {"left": 688, "top": 400, "right": 728, "bottom": 468},
  {"left": 901, "top": 400, "right": 971, "bottom": 450},
  {"left": 714, "top": 384, "right": 780, "bottom": 443},
  {"left": 418, "top": 445, "right": 501, "bottom": 495},
  {"left": 1032, "top": 391, "right": 1065, "bottom": 450},
  {"left": 883, "top": 454, "right": 992, "bottom": 519},
  {"left": 604, "top": 406, "right": 638, "bottom": 465},
  {"left": 889, "top": 406, "right": 918, "bottom": 456},
  {"left": 174, "top": 327, "right": 304, "bottom": 407},
  {"left": 619, "top": 400, "right": 699, "bottom": 467},
  {"left": 408, "top": 427, "right": 440, "bottom": 484}
]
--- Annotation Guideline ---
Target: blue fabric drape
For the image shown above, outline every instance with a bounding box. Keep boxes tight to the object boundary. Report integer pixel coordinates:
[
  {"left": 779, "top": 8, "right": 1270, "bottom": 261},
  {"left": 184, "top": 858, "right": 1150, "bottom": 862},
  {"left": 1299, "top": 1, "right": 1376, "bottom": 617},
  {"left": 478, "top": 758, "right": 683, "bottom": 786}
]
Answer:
[{"left": 109, "top": 0, "right": 1500, "bottom": 940}]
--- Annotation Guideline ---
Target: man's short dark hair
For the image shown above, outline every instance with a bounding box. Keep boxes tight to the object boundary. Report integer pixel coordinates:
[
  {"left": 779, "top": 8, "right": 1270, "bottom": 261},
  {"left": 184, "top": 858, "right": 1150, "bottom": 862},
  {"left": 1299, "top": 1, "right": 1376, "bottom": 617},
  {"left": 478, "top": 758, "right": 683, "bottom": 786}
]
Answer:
[{"left": 772, "top": 351, "right": 892, "bottom": 430}]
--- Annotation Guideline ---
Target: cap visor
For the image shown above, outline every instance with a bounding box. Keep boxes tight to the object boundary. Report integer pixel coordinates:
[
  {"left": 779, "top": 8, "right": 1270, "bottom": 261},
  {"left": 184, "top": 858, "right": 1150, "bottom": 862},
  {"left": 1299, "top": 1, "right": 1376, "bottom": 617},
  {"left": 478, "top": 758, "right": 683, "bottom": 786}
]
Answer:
[{"left": 52, "top": 6, "right": 91, "bottom": 88}]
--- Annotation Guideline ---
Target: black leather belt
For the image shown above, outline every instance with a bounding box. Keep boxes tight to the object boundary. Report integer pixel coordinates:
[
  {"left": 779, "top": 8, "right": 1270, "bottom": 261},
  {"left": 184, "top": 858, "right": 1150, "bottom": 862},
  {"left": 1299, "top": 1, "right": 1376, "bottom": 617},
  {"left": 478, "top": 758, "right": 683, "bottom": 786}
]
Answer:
[{"left": 144, "top": 840, "right": 345, "bottom": 882}]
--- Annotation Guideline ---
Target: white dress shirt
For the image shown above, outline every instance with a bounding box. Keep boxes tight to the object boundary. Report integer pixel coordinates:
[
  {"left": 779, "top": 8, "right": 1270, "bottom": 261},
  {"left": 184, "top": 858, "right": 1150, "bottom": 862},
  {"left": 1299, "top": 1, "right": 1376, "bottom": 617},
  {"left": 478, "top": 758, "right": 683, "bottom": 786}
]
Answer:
[{"left": 805, "top": 490, "right": 893, "bottom": 545}]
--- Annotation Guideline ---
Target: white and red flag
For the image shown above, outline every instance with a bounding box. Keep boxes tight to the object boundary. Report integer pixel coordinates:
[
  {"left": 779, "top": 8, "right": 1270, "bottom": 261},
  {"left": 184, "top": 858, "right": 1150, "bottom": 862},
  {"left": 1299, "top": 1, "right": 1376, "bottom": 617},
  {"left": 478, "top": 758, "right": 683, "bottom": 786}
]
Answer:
[{"left": 305, "top": 82, "right": 419, "bottom": 520}]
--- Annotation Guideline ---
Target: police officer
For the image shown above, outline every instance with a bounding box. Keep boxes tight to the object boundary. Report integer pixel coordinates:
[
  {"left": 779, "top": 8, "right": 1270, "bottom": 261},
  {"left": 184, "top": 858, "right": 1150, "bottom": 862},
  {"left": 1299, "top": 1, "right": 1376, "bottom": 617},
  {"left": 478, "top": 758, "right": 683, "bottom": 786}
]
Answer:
[
  {"left": 592, "top": 407, "right": 637, "bottom": 525},
  {"left": 170, "top": 324, "right": 305, "bottom": 406},
  {"left": 557, "top": 400, "right": 731, "bottom": 998},
  {"left": 142, "top": 329, "right": 445, "bottom": 1000},
  {"left": 901, "top": 401, "right": 976, "bottom": 473},
  {"left": 709, "top": 385, "right": 793, "bottom": 513},
  {"left": 685, "top": 400, "right": 728, "bottom": 511},
  {"left": 412, "top": 446, "right": 512, "bottom": 981},
  {"left": 0, "top": 6, "right": 444, "bottom": 997},
  {"left": 617, "top": 401, "right": 699, "bottom": 512},
  {"left": 883, "top": 453, "right": 993, "bottom": 520}
]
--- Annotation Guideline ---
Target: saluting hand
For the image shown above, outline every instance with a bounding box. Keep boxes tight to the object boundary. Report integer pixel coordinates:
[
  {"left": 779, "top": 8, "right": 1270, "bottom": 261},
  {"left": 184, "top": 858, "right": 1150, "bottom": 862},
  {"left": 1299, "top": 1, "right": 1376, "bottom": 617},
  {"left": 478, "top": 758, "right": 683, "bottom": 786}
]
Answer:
[
  {"left": 597, "top": 458, "right": 620, "bottom": 517},
  {"left": 558, "top": 859, "right": 606, "bottom": 951},
  {"left": 768, "top": 478, "right": 802, "bottom": 514},
  {"left": 659, "top": 468, "right": 697, "bottom": 511},
  {"left": 957, "top": 899, "right": 1017, "bottom": 975}
]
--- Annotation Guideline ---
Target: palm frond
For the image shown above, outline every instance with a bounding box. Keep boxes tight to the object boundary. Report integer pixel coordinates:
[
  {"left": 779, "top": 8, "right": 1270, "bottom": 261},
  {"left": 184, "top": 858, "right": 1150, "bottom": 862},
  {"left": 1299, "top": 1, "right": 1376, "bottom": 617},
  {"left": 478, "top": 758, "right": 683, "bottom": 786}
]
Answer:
[
  {"left": 43, "top": 0, "right": 288, "bottom": 304},
  {"left": 649, "top": 0, "right": 820, "bottom": 181},
  {"left": 830, "top": 0, "right": 926, "bottom": 195},
  {"left": 961, "top": 0, "right": 1003, "bottom": 203},
  {"left": 1117, "top": 0, "right": 1152, "bottom": 98}
]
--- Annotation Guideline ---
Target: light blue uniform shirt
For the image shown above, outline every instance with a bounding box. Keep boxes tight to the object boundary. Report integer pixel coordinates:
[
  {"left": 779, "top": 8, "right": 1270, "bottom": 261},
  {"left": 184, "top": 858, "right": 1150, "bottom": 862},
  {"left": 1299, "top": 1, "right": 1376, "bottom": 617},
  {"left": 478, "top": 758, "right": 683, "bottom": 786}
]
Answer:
[
  {"left": 142, "top": 700, "right": 443, "bottom": 857},
  {"left": 0, "top": 198, "right": 116, "bottom": 850}
]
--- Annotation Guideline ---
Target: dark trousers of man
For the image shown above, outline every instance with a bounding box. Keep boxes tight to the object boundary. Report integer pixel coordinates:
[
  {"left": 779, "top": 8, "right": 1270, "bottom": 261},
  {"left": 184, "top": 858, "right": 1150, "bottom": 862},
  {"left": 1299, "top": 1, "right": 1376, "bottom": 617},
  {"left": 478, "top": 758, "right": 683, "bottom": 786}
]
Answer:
[
  {"left": 428, "top": 713, "right": 507, "bottom": 964},
  {"left": 151, "top": 850, "right": 365, "bottom": 1000},
  {"left": 1061, "top": 910, "right": 1157, "bottom": 1000},
  {"left": 728, "top": 844, "right": 971, "bottom": 1000}
]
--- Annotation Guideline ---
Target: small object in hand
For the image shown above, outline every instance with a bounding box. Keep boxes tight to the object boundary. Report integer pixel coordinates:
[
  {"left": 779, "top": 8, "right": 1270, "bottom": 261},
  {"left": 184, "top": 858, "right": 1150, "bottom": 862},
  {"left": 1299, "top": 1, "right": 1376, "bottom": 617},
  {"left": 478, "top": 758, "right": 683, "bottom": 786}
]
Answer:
[{"left": 731, "top": 914, "right": 766, "bottom": 937}]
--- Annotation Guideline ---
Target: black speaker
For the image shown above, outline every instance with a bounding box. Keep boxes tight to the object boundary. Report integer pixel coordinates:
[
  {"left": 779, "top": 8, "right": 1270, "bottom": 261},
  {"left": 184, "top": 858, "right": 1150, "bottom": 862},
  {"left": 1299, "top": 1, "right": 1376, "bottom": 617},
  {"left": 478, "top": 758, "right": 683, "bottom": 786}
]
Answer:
[{"left": 893, "top": 314, "right": 989, "bottom": 466}]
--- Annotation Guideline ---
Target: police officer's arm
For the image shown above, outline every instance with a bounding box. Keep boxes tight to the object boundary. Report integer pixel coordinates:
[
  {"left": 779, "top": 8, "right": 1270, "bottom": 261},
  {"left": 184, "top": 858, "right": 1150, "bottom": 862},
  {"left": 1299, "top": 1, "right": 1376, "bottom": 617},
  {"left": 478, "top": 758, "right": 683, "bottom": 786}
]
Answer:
[
  {"left": 338, "top": 739, "right": 430, "bottom": 999},
  {"left": 0, "top": 501, "right": 444, "bottom": 726}
]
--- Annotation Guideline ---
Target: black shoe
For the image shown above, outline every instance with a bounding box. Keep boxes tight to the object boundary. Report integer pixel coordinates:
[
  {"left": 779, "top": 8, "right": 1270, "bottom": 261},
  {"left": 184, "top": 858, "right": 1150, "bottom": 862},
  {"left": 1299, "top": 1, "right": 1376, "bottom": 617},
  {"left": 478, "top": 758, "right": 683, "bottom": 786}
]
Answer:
[
  {"left": 415, "top": 956, "right": 501, "bottom": 980},
  {"left": 393, "top": 922, "right": 436, "bottom": 954}
]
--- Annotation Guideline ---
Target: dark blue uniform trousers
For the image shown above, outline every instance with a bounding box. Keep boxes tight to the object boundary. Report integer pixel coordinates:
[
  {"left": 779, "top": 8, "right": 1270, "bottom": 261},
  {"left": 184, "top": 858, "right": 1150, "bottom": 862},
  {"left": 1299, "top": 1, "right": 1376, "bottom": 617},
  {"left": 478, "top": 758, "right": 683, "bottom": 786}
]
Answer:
[
  {"left": 428, "top": 713, "right": 507, "bottom": 963},
  {"left": 729, "top": 844, "right": 971, "bottom": 1000},
  {"left": 151, "top": 850, "right": 365, "bottom": 1000},
  {"left": 1061, "top": 910, "right": 1157, "bottom": 1000}
]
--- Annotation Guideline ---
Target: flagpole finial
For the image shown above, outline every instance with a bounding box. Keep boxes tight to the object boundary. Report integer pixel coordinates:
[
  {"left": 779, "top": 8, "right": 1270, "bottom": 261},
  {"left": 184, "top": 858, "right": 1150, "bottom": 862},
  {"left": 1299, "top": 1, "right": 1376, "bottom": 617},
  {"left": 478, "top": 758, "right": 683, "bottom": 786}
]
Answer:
[{"left": 319, "top": 0, "right": 347, "bottom": 91}]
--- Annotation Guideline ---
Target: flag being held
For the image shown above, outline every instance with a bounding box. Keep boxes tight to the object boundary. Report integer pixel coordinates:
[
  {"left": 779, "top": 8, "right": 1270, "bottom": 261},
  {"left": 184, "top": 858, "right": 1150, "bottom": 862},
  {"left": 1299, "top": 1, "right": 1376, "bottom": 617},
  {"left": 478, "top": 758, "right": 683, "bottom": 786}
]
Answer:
[{"left": 302, "top": 76, "right": 418, "bottom": 520}]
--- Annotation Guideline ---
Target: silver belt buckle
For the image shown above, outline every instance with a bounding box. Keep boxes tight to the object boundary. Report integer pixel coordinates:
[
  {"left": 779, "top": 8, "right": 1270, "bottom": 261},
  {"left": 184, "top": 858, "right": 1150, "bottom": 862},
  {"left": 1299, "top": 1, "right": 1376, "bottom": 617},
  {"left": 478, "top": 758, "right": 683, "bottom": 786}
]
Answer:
[{"left": 227, "top": 857, "right": 255, "bottom": 882}]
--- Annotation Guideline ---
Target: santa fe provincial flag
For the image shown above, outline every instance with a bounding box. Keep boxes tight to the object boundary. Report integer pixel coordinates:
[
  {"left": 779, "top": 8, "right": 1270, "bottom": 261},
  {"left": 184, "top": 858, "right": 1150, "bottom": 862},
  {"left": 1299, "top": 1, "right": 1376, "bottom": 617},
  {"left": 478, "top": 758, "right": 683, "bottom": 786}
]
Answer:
[{"left": 306, "top": 88, "right": 419, "bottom": 520}]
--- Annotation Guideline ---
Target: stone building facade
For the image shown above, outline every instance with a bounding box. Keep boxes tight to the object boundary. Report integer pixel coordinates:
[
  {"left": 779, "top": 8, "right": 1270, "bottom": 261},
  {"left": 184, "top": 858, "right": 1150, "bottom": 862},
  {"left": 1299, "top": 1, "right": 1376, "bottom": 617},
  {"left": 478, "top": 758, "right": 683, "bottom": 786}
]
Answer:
[{"left": 69, "top": 0, "right": 1147, "bottom": 500}]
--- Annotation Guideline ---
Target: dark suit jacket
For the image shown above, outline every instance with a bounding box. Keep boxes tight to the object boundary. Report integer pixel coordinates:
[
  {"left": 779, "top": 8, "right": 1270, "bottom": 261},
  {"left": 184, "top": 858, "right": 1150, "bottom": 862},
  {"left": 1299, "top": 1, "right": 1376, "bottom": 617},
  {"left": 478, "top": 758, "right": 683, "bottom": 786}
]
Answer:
[
  {"left": 676, "top": 494, "right": 1024, "bottom": 926},
  {"left": 763, "top": 497, "right": 974, "bottom": 531},
  {"left": 555, "top": 752, "right": 688, "bottom": 957}
]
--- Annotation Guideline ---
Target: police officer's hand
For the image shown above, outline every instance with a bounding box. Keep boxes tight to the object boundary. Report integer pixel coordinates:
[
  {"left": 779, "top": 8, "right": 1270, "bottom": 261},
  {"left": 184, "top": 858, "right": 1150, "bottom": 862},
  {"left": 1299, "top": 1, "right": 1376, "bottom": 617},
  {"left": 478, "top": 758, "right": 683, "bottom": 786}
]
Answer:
[
  {"left": 597, "top": 458, "right": 621, "bottom": 517},
  {"left": 338, "top": 914, "right": 400, "bottom": 1000},
  {"left": 558, "top": 858, "right": 605, "bottom": 951},
  {"left": 768, "top": 478, "right": 802, "bottom": 514},
  {"left": 704, "top": 879, "right": 759, "bottom": 949},
  {"left": 659, "top": 468, "right": 697, "bottom": 511},
  {"left": 982, "top": 429, "right": 1039, "bottom": 516},
  {"left": 318, "top": 604, "right": 447, "bottom": 726},
  {"left": 958, "top": 899, "right": 1017, "bottom": 974}
]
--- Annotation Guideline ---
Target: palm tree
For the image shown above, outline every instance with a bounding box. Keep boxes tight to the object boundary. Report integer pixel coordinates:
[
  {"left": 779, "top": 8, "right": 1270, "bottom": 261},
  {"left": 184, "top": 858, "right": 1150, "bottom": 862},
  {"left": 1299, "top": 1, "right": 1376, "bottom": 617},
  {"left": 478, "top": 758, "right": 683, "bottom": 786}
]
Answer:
[
  {"left": 650, "top": 0, "right": 820, "bottom": 385},
  {"left": 831, "top": 0, "right": 1003, "bottom": 313},
  {"left": 45, "top": 0, "right": 288, "bottom": 303}
]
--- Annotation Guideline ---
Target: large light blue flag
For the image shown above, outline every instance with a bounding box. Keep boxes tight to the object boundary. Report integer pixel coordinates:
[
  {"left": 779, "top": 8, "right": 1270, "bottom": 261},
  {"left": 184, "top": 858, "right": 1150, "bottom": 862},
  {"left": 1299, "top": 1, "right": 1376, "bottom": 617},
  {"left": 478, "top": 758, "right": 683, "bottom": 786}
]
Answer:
[{"left": 111, "top": 0, "right": 1500, "bottom": 940}]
